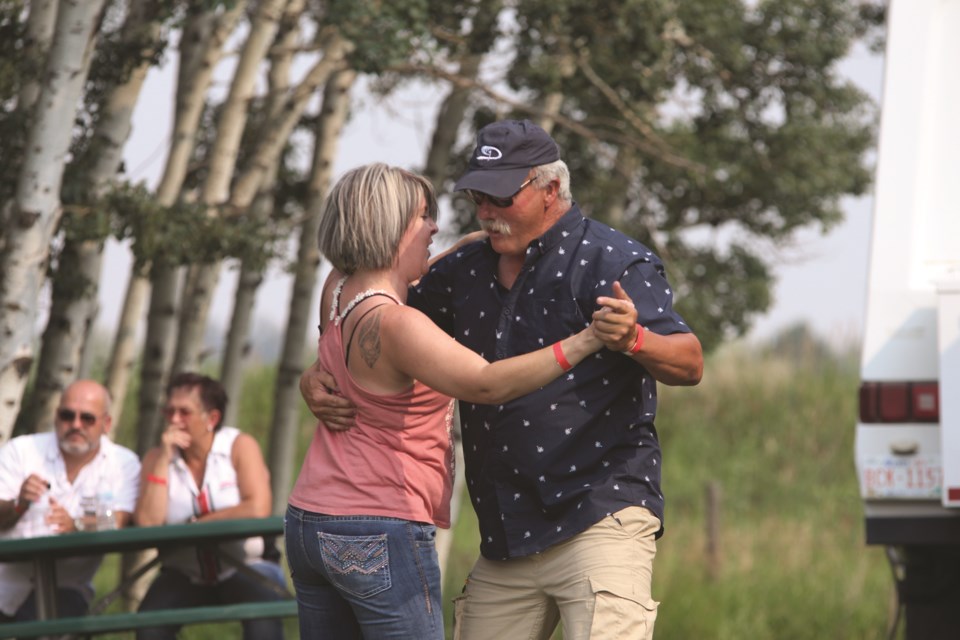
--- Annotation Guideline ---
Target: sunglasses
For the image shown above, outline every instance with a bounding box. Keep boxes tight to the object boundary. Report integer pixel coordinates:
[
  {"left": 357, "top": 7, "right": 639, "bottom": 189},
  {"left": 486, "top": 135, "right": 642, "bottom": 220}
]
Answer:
[
  {"left": 163, "top": 406, "right": 198, "bottom": 420},
  {"left": 466, "top": 177, "right": 536, "bottom": 208},
  {"left": 56, "top": 408, "right": 99, "bottom": 427}
]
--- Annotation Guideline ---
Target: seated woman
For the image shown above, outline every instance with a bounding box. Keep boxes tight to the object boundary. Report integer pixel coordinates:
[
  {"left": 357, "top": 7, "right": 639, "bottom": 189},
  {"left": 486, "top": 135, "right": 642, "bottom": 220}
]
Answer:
[
  {"left": 135, "top": 372, "right": 285, "bottom": 640},
  {"left": 285, "top": 163, "right": 604, "bottom": 640}
]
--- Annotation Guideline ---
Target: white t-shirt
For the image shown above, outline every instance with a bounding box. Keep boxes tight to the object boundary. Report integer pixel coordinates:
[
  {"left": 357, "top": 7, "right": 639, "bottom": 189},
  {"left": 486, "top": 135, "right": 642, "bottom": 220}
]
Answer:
[
  {"left": 162, "top": 426, "right": 264, "bottom": 584},
  {"left": 0, "top": 433, "right": 141, "bottom": 616}
]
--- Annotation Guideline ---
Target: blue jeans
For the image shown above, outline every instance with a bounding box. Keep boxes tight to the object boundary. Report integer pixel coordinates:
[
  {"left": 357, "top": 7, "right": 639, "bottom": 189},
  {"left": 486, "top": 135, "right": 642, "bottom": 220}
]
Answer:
[
  {"left": 136, "top": 561, "right": 287, "bottom": 640},
  {"left": 284, "top": 505, "right": 443, "bottom": 640}
]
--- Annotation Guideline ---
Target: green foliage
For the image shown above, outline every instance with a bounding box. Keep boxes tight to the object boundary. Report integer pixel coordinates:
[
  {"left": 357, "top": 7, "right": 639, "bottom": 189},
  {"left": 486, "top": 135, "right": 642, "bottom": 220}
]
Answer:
[
  {"left": 102, "top": 183, "right": 279, "bottom": 271},
  {"left": 325, "top": 0, "right": 433, "bottom": 72},
  {"left": 442, "top": 0, "right": 883, "bottom": 353},
  {"left": 0, "top": 1, "right": 30, "bottom": 208}
]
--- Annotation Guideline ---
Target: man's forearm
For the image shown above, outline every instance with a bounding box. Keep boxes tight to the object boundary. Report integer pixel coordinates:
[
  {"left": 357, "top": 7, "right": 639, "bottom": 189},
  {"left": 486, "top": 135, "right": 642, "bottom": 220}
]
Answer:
[{"left": 0, "top": 498, "right": 25, "bottom": 530}]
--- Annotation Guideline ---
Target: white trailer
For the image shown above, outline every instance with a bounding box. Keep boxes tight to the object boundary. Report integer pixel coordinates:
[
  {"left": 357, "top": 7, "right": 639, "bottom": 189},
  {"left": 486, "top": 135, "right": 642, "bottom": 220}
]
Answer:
[{"left": 855, "top": 0, "right": 960, "bottom": 636}]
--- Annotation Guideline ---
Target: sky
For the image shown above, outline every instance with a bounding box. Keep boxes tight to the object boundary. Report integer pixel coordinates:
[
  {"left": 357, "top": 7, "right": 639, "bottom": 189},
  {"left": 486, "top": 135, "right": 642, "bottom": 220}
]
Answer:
[{"left": 102, "top": 40, "right": 885, "bottom": 354}]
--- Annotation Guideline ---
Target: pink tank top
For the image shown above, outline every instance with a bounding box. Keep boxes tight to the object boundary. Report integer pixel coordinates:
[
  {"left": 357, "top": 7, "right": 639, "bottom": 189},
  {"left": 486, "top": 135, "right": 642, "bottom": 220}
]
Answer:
[{"left": 288, "top": 280, "right": 455, "bottom": 527}]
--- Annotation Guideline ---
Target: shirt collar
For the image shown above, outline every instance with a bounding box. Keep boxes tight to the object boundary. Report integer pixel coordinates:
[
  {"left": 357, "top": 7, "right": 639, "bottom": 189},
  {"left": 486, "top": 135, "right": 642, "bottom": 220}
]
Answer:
[{"left": 526, "top": 203, "right": 585, "bottom": 259}]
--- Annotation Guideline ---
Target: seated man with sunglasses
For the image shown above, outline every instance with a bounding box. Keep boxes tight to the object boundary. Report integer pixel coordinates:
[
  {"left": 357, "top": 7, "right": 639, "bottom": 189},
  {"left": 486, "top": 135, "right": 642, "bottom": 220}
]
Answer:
[{"left": 0, "top": 379, "right": 141, "bottom": 622}]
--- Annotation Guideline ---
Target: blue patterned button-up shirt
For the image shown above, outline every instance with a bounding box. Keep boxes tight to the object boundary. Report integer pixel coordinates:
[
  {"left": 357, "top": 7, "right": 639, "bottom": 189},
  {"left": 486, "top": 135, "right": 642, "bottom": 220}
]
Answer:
[{"left": 408, "top": 204, "right": 692, "bottom": 559}]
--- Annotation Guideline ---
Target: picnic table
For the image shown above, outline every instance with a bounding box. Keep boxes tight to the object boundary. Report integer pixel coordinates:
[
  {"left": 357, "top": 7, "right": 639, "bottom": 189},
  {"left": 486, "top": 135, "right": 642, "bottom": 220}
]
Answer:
[{"left": 0, "top": 516, "right": 297, "bottom": 639}]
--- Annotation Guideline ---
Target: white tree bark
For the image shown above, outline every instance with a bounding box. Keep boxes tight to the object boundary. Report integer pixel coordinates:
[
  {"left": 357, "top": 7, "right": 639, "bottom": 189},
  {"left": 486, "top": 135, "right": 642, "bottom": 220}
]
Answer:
[
  {"left": 0, "top": 0, "right": 108, "bottom": 443},
  {"left": 173, "top": 0, "right": 289, "bottom": 376},
  {"left": 18, "top": 0, "right": 58, "bottom": 112},
  {"left": 22, "top": 0, "right": 165, "bottom": 436},
  {"left": 268, "top": 68, "right": 356, "bottom": 514},
  {"left": 220, "top": 0, "right": 306, "bottom": 421},
  {"left": 129, "top": 1, "right": 247, "bottom": 451}
]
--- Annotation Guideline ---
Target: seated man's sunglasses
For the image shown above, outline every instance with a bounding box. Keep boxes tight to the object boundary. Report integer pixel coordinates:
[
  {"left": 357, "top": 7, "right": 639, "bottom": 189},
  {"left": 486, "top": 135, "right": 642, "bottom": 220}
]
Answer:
[
  {"left": 466, "top": 177, "right": 535, "bottom": 208},
  {"left": 57, "top": 408, "right": 99, "bottom": 426}
]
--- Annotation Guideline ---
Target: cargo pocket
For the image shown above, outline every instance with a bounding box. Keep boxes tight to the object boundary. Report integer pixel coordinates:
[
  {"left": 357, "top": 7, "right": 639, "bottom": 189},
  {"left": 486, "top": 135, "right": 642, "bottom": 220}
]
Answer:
[
  {"left": 451, "top": 594, "right": 468, "bottom": 640},
  {"left": 318, "top": 532, "right": 391, "bottom": 598},
  {"left": 588, "top": 576, "right": 658, "bottom": 640}
]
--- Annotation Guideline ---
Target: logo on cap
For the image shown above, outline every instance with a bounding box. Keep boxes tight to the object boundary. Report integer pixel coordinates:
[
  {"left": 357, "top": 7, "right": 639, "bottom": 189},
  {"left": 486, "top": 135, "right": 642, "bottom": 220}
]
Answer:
[{"left": 476, "top": 145, "right": 502, "bottom": 161}]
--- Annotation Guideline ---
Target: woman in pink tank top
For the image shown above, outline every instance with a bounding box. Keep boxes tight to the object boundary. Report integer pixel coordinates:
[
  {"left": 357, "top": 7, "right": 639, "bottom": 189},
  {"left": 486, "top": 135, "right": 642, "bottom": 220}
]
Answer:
[{"left": 285, "top": 163, "right": 605, "bottom": 639}]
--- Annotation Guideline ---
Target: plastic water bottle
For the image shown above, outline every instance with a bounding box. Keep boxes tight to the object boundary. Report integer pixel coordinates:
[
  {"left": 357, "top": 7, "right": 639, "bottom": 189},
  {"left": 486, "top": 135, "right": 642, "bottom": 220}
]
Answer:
[
  {"left": 78, "top": 492, "right": 98, "bottom": 532},
  {"left": 96, "top": 486, "right": 117, "bottom": 531},
  {"left": 27, "top": 497, "right": 53, "bottom": 536}
]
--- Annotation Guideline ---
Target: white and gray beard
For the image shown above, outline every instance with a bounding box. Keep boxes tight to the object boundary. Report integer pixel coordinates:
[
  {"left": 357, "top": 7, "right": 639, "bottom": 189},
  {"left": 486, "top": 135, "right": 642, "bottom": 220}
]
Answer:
[{"left": 60, "top": 437, "right": 95, "bottom": 457}]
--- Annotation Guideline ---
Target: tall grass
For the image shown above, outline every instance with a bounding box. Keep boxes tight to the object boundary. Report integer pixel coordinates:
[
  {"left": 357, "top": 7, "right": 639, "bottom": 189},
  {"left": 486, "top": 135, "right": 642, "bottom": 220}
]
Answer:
[
  {"left": 648, "top": 341, "right": 894, "bottom": 640},
  {"left": 88, "top": 335, "right": 898, "bottom": 639}
]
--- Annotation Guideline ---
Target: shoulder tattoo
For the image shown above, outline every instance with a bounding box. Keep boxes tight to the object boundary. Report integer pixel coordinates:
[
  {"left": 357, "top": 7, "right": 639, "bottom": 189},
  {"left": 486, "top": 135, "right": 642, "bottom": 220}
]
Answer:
[{"left": 358, "top": 312, "right": 382, "bottom": 368}]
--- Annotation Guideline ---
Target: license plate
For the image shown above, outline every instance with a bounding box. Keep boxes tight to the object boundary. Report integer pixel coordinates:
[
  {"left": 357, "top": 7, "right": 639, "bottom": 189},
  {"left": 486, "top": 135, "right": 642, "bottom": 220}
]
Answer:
[{"left": 860, "top": 455, "right": 942, "bottom": 499}]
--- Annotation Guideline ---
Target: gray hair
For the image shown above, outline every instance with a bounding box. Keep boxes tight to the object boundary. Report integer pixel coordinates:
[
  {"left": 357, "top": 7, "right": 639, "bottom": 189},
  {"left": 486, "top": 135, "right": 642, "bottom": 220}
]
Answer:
[
  {"left": 317, "top": 163, "right": 438, "bottom": 274},
  {"left": 533, "top": 159, "right": 572, "bottom": 204}
]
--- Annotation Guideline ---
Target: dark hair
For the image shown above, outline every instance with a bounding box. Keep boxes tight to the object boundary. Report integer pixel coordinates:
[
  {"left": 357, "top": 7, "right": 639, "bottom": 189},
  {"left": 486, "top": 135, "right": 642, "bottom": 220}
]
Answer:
[{"left": 167, "top": 372, "right": 228, "bottom": 430}]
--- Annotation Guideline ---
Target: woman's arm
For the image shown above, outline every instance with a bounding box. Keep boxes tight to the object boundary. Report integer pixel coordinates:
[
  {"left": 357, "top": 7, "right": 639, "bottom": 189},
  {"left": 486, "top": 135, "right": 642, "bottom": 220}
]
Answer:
[
  {"left": 195, "top": 433, "right": 272, "bottom": 522},
  {"left": 133, "top": 447, "right": 169, "bottom": 527},
  {"left": 381, "top": 306, "right": 602, "bottom": 404}
]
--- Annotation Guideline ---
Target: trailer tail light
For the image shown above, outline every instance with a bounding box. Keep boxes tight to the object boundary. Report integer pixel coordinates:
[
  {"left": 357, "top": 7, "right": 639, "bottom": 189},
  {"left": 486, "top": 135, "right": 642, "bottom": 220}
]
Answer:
[{"left": 859, "top": 381, "right": 939, "bottom": 423}]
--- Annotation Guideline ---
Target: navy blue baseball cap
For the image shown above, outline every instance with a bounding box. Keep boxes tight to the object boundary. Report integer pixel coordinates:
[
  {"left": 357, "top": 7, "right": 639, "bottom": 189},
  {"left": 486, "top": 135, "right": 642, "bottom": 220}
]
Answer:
[{"left": 454, "top": 119, "right": 561, "bottom": 197}]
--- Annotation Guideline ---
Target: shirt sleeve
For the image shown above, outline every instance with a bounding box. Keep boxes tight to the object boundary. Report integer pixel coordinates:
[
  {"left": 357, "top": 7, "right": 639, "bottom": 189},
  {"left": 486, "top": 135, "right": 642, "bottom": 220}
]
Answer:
[
  {"left": 112, "top": 447, "right": 142, "bottom": 513},
  {"left": 0, "top": 440, "right": 24, "bottom": 502},
  {"left": 618, "top": 258, "right": 693, "bottom": 336}
]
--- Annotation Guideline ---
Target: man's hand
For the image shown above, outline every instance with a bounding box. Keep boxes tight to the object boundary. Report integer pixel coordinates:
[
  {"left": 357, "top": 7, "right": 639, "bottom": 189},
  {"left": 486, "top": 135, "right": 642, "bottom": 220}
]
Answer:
[
  {"left": 300, "top": 358, "right": 357, "bottom": 431},
  {"left": 593, "top": 281, "right": 641, "bottom": 352},
  {"left": 17, "top": 473, "right": 50, "bottom": 508},
  {"left": 47, "top": 496, "right": 75, "bottom": 534}
]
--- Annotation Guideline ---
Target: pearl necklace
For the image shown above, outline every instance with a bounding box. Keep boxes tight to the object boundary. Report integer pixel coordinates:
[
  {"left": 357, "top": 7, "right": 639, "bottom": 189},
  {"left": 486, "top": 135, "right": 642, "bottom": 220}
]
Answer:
[{"left": 330, "top": 276, "right": 397, "bottom": 326}]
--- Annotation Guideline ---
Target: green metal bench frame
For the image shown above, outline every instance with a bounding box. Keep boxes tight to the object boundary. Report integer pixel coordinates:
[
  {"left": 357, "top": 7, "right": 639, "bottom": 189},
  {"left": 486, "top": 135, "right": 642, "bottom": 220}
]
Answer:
[{"left": 0, "top": 599, "right": 298, "bottom": 639}]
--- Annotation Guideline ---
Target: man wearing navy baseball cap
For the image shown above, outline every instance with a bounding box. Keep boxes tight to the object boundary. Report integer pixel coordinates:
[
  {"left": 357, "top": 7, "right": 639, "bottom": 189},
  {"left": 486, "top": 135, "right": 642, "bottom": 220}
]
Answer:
[
  {"left": 454, "top": 119, "right": 561, "bottom": 197},
  {"left": 302, "top": 118, "right": 703, "bottom": 640}
]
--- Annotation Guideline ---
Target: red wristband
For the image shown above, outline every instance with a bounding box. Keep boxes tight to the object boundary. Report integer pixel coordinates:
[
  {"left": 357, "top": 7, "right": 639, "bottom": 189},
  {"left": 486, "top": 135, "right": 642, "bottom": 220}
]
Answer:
[
  {"left": 146, "top": 474, "right": 168, "bottom": 486},
  {"left": 623, "top": 325, "right": 644, "bottom": 355},
  {"left": 552, "top": 341, "right": 573, "bottom": 372},
  {"left": 13, "top": 498, "right": 28, "bottom": 516}
]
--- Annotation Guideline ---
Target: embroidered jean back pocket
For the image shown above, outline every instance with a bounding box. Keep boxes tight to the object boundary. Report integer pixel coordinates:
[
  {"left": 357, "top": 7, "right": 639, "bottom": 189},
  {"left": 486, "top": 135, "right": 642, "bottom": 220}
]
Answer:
[{"left": 318, "top": 532, "right": 391, "bottom": 598}]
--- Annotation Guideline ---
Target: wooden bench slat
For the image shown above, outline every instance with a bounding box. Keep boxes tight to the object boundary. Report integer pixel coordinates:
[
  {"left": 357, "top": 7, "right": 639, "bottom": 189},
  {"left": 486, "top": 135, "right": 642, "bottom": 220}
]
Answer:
[{"left": 0, "top": 600, "right": 298, "bottom": 639}]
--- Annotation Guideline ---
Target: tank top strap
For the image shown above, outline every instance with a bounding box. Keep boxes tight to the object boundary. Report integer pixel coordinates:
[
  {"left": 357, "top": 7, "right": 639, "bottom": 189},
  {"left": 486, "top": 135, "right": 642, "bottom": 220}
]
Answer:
[{"left": 331, "top": 277, "right": 402, "bottom": 327}]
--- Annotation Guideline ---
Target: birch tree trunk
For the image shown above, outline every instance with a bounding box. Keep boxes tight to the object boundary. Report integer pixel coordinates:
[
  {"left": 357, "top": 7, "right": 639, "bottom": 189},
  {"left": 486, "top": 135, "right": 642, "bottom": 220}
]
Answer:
[
  {"left": 221, "top": 0, "right": 306, "bottom": 422},
  {"left": 132, "top": 1, "right": 247, "bottom": 451},
  {"left": 20, "top": 0, "right": 165, "bottom": 436},
  {"left": 176, "top": 27, "right": 351, "bottom": 394},
  {"left": 268, "top": 68, "right": 356, "bottom": 514},
  {"left": 173, "top": 0, "right": 288, "bottom": 376},
  {"left": 116, "top": 10, "right": 246, "bottom": 603},
  {"left": 0, "top": 0, "right": 108, "bottom": 443},
  {"left": 18, "top": 0, "right": 58, "bottom": 112},
  {"left": 422, "top": 53, "right": 482, "bottom": 189}
]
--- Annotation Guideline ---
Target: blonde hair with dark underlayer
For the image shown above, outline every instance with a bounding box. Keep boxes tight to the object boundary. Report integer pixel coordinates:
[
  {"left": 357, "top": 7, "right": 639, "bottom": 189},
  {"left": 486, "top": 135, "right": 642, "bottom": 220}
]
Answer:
[{"left": 317, "top": 163, "right": 438, "bottom": 274}]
